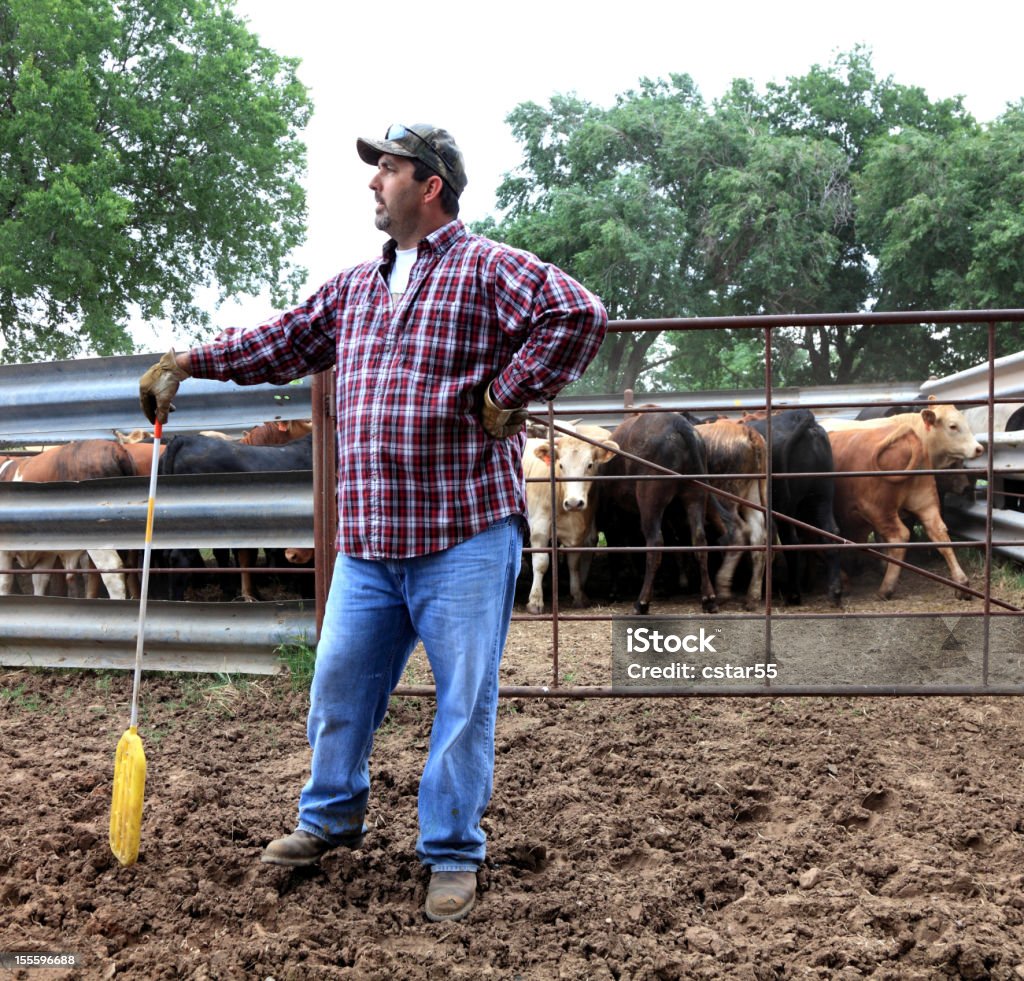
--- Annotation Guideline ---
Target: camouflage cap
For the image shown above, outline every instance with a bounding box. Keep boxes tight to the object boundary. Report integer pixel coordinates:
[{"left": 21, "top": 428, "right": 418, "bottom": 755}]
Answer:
[{"left": 357, "top": 123, "right": 468, "bottom": 197}]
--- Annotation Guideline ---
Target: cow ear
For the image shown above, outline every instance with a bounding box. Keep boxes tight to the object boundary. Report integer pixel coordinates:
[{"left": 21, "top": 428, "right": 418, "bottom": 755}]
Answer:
[
  {"left": 921, "top": 409, "right": 936, "bottom": 428},
  {"left": 594, "top": 440, "right": 620, "bottom": 463},
  {"left": 275, "top": 421, "right": 289, "bottom": 432},
  {"left": 533, "top": 442, "right": 552, "bottom": 463}
]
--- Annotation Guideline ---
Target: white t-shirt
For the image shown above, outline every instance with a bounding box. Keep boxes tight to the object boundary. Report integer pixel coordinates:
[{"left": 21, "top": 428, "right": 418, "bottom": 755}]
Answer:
[{"left": 388, "top": 247, "right": 418, "bottom": 302}]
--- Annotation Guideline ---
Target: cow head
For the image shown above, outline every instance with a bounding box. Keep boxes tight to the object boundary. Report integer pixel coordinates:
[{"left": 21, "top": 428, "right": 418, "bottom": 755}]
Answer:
[
  {"left": 920, "top": 404, "right": 984, "bottom": 464},
  {"left": 540, "top": 426, "right": 619, "bottom": 513}
]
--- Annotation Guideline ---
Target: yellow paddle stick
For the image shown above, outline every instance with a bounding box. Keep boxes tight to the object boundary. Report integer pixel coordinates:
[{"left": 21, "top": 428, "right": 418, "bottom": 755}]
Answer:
[{"left": 110, "top": 418, "right": 162, "bottom": 866}]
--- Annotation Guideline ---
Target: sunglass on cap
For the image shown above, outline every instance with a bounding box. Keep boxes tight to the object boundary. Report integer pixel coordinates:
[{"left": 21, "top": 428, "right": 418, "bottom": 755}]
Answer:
[{"left": 385, "top": 123, "right": 459, "bottom": 179}]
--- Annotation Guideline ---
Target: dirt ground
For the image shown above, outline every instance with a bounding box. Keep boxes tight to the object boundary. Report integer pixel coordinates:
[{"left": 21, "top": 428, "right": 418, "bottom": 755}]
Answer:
[{"left": 3, "top": 558, "right": 1024, "bottom": 980}]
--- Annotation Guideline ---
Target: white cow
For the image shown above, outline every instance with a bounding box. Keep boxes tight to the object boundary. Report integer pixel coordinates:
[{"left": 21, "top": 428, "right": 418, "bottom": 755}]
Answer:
[
  {"left": 0, "top": 441, "right": 134, "bottom": 599},
  {"left": 0, "top": 549, "right": 127, "bottom": 599},
  {"left": 523, "top": 425, "right": 619, "bottom": 614}
]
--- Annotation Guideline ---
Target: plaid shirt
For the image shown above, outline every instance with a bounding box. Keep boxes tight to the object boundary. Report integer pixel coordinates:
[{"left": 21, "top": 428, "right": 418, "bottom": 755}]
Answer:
[{"left": 190, "top": 220, "right": 607, "bottom": 559}]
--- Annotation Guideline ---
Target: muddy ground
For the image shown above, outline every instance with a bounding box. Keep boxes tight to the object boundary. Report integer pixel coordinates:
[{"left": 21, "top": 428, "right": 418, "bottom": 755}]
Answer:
[{"left": 3, "top": 557, "right": 1024, "bottom": 980}]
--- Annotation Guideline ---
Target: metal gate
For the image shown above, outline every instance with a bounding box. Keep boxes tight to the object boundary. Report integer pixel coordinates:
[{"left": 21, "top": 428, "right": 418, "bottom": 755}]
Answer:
[{"left": 372, "top": 309, "right": 1024, "bottom": 699}]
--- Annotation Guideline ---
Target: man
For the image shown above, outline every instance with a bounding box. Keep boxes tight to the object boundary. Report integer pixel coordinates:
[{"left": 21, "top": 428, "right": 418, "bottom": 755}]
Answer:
[{"left": 139, "top": 123, "right": 607, "bottom": 922}]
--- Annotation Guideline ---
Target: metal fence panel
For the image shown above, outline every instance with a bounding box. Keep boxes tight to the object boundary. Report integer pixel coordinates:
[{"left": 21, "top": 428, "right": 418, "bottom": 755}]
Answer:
[
  {"left": 0, "top": 353, "right": 312, "bottom": 445},
  {"left": 0, "top": 472, "right": 313, "bottom": 550},
  {"left": 0, "top": 596, "right": 314, "bottom": 673}
]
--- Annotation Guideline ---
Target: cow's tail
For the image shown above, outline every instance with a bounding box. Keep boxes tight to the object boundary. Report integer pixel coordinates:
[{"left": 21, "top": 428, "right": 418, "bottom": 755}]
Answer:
[
  {"left": 114, "top": 445, "right": 137, "bottom": 478},
  {"left": 779, "top": 410, "right": 816, "bottom": 474},
  {"left": 749, "top": 427, "right": 769, "bottom": 514},
  {"left": 158, "top": 435, "right": 181, "bottom": 476},
  {"left": 873, "top": 423, "right": 925, "bottom": 480}
]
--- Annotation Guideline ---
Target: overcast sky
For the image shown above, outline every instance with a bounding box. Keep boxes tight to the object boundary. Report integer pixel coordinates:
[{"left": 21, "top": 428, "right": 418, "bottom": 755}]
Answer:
[{"left": 142, "top": 0, "right": 1023, "bottom": 351}]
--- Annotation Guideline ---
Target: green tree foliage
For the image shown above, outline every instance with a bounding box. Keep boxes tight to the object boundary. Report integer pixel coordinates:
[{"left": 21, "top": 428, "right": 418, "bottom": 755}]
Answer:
[
  {"left": 856, "top": 103, "right": 1024, "bottom": 371},
  {"left": 0, "top": 0, "right": 311, "bottom": 363},
  {"left": 479, "top": 48, "right": 1021, "bottom": 394}
]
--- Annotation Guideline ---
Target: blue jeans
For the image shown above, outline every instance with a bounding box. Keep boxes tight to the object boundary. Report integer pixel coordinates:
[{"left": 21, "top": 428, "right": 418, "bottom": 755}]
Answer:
[{"left": 296, "top": 516, "right": 523, "bottom": 871}]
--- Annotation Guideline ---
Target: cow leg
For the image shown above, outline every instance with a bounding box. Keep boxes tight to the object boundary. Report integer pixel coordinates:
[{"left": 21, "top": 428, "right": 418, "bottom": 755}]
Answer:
[
  {"left": 0, "top": 550, "right": 13, "bottom": 595},
  {"left": 527, "top": 524, "right": 551, "bottom": 615},
  {"left": 122, "top": 550, "right": 141, "bottom": 600},
  {"left": 868, "top": 515, "right": 911, "bottom": 600},
  {"left": 812, "top": 497, "right": 844, "bottom": 607},
  {"left": 743, "top": 506, "right": 768, "bottom": 611},
  {"left": 913, "top": 507, "right": 972, "bottom": 600},
  {"left": 76, "top": 552, "right": 99, "bottom": 599},
  {"left": 684, "top": 493, "right": 717, "bottom": 614},
  {"left": 238, "top": 548, "right": 258, "bottom": 602},
  {"left": 566, "top": 547, "right": 595, "bottom": 610},
  {"left": 28, "top": 554, "right": 59, "bottom": 597},
  {"left": 569, "top": 527, "right": 597, "bottom": 609},
  {"left": 776, "top": 518, "right": 803, "bottom": 605},
  {"left": 634, "top": 493, "right": 668, "bottom": 616},
  {"left": 713, "top": 504, "right": 743, "bottom": 605},
  {"left": 86, "top": 549, "right": 127, "bottom": 600}
]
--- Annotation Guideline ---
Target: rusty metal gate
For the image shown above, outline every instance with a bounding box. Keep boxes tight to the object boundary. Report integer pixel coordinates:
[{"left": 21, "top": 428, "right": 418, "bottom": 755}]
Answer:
[{"left": 307, "top": 309, "right": 1024, "bottom": 700}]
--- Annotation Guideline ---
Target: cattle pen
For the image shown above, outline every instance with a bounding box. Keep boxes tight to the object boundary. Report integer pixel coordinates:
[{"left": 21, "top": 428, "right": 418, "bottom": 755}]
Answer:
[{"left": 2, "top": 309, "right": 1024, "bottom": 699}]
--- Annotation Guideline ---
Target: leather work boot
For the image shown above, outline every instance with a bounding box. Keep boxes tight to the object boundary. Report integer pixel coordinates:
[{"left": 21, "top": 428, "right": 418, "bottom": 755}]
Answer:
[
  {"left": 424, "top": 870, "right": 478, "bottom": 922},
  {"left": 260, "top": 829, "right": 362, "bottom": 867}
]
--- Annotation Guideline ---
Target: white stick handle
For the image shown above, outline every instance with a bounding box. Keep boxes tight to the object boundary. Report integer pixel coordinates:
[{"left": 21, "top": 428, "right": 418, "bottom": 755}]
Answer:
[{"left": 130, "top": 421, "right": 162, "bottom": 729}]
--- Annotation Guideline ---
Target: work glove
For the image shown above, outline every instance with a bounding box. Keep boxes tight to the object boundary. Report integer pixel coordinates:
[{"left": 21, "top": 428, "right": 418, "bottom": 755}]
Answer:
[
  {"left": 139, "top": 349, "right": 189, "bottom": 424},
  {"left": 481, "top": 383, "right": 529, "bottom": 439}
]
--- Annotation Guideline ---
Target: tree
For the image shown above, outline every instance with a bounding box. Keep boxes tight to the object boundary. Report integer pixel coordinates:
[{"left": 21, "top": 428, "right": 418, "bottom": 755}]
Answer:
[
  {"left": 856, "top": 103, "right": 1024, "bottom": 370},
  {"left": 0, "top": 0, "right": 311, "bottom": 363},
  {"left": 479, "top": 48, "right": 1012, "bottom": 394},
  {"left": 478, "top": 76, "right": 856, "bottom": 393}
]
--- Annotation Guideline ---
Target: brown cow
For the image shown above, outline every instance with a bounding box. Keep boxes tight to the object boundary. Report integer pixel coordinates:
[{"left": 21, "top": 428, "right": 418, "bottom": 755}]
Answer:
[
  {"left": 828, "top": 423, "right": 972, "bottom": 601},
  {"left": 241, "top": 419, "right": 313, "bottom": 445},
  {"left": 821, "top": 402, "right": 983, "bottom": 468},
  {"left": 695, "top": 419, "right": 769, "bottom": 610},
  {"left": 1, "top": 440, "right": 137, "bottom": 599}
]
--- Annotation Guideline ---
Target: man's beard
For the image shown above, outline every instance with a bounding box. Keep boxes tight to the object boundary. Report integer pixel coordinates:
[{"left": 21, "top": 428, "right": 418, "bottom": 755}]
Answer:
[{"left": 374, "top": 205, "right": 391, "bottom": 232}]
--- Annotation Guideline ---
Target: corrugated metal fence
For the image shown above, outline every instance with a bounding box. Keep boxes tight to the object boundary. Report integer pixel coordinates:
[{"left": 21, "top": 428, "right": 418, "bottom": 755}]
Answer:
[{"left": 3, "top": 311, "right": 1024, "bottom": 689}]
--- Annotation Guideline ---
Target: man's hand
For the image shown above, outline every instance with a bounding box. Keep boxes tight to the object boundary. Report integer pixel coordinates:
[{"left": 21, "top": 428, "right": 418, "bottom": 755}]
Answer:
[
  {"left": 139, "top": 349, "right": 190, "bottom": 424},
  {"left": 481, "top": 383, "right": 529, "bottom": 439}
]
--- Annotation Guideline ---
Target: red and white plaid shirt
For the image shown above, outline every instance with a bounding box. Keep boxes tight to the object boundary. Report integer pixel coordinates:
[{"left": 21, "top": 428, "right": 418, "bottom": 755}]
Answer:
[{"left": 190, "top": 220, "right": 607, "bottom": 559}]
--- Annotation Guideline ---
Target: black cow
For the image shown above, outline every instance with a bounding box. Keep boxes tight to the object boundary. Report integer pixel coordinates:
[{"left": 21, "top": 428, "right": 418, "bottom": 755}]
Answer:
[
  {"left": 159, "top": 434, "right": 313, "bottom": 601},
  {"left": 740, "top": 409, "right": 843, "bottom": 606},
  {"left": 160, "top": 432, "right": 313, "bottom": 475},
  {"left": 855, "top": 393, "right": 929, "bottom": 421},
  {"left": 600, "top": 411, "right": 718, "bottom": 615}
]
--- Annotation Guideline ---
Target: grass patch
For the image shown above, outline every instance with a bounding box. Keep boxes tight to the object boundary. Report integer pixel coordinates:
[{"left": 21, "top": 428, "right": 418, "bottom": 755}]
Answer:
[
  {"left": 961, "top": 550, "right": 1024, "bottom": 597},
  {"left": 0, "top": 683, "right": 42, "bottom": 712},
  {"left": 276, "top": 638, "right": 316, "bottom": 690}
]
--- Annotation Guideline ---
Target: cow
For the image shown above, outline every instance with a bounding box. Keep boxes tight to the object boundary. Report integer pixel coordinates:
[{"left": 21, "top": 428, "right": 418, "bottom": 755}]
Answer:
[
  {"left": 740, "top": 409, "right": 843, "bottom": 606},
  {"left": 828, "top": 423, "right": 972, "bottom": 601},
  {"left": 0, "top": 440, "right": 136, "bottom": 599},
  {"left": 241, "top": 419, "right": 314, "bottom": 445},
  {"left": 522, "top": 425, "right": 619, "bottom": 614},
  {"left": 159, "top": 434, "right": 314, "bottom": 602},
  {"left": 820, "top": 402, "right": 983, "bottom": 468},
  {"left": 600, "top": 410, "right": 718, "bottom": 615},
  {"left": 693, "top": 419, "right": 768, "bottom": 610}
]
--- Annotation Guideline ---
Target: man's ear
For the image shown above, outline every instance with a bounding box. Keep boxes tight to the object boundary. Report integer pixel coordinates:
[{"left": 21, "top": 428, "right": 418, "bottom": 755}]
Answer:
[{"left": 422, "top": 174, "right": 444, "bottom": 204}]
